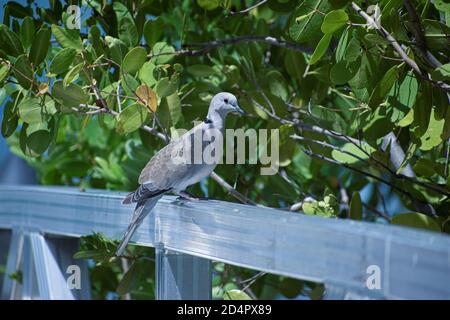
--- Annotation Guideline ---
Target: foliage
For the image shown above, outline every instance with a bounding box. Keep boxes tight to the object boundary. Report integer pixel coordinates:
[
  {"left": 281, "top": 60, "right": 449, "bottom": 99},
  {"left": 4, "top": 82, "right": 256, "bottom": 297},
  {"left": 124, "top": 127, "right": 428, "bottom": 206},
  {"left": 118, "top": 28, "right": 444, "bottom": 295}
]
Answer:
[{"left": 0, "top": 0, "right": 449, "bottom": 299}]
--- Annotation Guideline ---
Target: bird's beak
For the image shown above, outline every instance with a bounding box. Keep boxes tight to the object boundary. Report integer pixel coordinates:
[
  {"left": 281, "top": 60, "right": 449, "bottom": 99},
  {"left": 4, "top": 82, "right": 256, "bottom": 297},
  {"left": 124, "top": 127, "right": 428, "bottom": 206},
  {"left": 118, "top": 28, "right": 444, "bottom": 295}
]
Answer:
[{"left": 233, "top": 104, "right": 246, "bottom": 116}]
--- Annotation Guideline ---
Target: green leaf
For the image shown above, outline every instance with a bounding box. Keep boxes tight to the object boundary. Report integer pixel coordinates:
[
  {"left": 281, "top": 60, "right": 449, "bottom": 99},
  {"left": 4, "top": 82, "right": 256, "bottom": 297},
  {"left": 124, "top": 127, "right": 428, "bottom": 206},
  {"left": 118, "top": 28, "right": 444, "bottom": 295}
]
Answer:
[
  {"left": 289, "top": 0, "right": 331, "bottom": 43},
  {"left": 155, "top": 77, "right": 177, "bottom": 98},
  {"left": 1, "top": 100, "right": 18, "bottom": 138},
  {"left": 0, "top": 24, "right": 24, "bottom": 56},
  {"left": 51, "top": 24, "right": 82, "bottom": 50},
  {"left": 114, "top": 2, "right": 138, "bottom": 48},
  {"left": 0, "top": 62, "right": 10, "bottom": 82},
  {"left": 413, "top": 158, "right": 435, "bottom": 177},
  {"left": 20, "top": 124, "right": 38, "bottom": 157},
  {"left": 89, "top": 25, "right": 104, "bottom": 57},
  {"left": 50, "top": 48, "right": 77, "bottom": 74},
  {"left": 123, "top": 47, "right": 147, "bottom": 75},
  {"left": 321, "top": 10, "right": 348, "bottom": 34},
  {"left": 151, "top": 42, "right": 175, "bottom": 65},
  {"left": 332, "top": 143, "right": 374, "bottom": 164},
  {"left": 330, "top": 60, "right": 359, "bottom": 85},
  {"left": 18, "top": 97, "right": 44, "bottom": 123},
  {"left": 116, "top": 261, "right": 139, "bottom": 295},
  {"left": 120, "top": 72, "right": 139, "bottom": 97},
  {"left": 284, "top": 51, "right": 306, "bottom": 80},
  {"left": 363, "top": 106, "right": 394, "bottom": 143},
  {"left": 310, "top": 33, "right": 332, "bottom": 65},
  {"left": 29, "top": 27, "right": 51, "bottom": 66},
  {"left": 223, "top": 289, "right": 252, "bottom": 300},
  {"left": 119, "top": 17, "right": 139, "bottom": 48},
  {"left": 344, "top": 36, "right": 361, "bottom": 64},
  {"left": 413, "top": 84, "right": 432, "bottom": 136},
  {"left": 278, "top": 124, "right": 295, "bottom": 167},
  {"left": 397, "top": 71, "right": 418, "bottom": 108},
  {"left": 166, "top": 92, "right": 182, "bottom": 125},
  {"left": 397, "top": 108, "right": 414, "bottom": 127},
  {"left": 197, "top": 0, "right": 220, "bottom": 10},
  {"left": 280, "top": 278, "right": 303, "bottom": 298},
  {"left": 63, "top": 63, "right": 83, "bottom": 87},
  {"left": 105, "top": 36, "right": 128, "bottom": 65},
  {"left": 20, "top": 16, "right": 35, "bottom": 50},
  {"left": 138, "top": 62, "right": 157, "bottom": 87},
  {"left": 27, "top": 129, "right": 51, "bottom": 155},
  {"left": 267, "top": 70, "right": 288, "bottom": 100},
  {"left": 419, "top": 109, "right": 445, "bottom": 151},
  {"left": 143, "top": 18, "right": 163, "bottom": 47},
  {"left": 73, "top": 250, "right": 105, "bottom": 260},
  {"left": 21, "top": 122, "right": 52, "bottom": 157},
  {"left": 52, "top": 80, "right": 89, "bottom": 109},
  {"left": 432, "top": 0, "right": 450, "bottom": 12},
  {"left": 369, "top": 65, "right": 398, "bottom": 108},
  {"left": 187, "top": 64, "right": 216, "bottom": 77},
  {"left": 349, "top": 192, "right": 362, "bottom": 220},
  {"left": 431, "top": 63, "right": 450, "bottom": 81},
  {"left": 335, "top": 27, "right": 349, "bottom": 62},
  {"left": 348, "top": 53, "right": 373, "bottom": 90},
  {"left": 392, "top": 213, "right": 441, "bottom": 232},
  {"left": 117, "top": 103, "right": 149, "bottom": 135},
  {"left": 14, "top": 54, "right": 33, "bottom": 89}
]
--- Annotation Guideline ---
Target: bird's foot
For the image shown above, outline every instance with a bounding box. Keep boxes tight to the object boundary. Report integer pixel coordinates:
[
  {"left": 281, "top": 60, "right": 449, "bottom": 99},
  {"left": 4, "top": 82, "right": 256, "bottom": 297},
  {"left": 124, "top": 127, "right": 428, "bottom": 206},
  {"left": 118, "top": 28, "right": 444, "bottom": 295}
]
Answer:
[{"left": 176, "top": 191, "right": 208, "bottom": 201}]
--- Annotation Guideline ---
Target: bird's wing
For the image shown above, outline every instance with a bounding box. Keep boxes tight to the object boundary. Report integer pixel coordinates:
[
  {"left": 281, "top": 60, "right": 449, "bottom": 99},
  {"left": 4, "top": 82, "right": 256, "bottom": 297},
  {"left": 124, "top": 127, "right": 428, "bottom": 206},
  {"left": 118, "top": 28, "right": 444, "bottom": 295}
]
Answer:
[{"left": 138, "top": 122, "right": 212, "bottom": 189}]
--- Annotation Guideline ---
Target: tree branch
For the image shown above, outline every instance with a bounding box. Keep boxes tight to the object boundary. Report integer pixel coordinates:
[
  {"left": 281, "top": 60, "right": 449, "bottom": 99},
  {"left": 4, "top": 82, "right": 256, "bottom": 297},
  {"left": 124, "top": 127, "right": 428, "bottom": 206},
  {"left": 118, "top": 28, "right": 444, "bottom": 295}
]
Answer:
[
  {"left": 228, "top": 0, "right": 268, "bottom": 16},
  {"left": 402, "top": 0, "right": 442, "bottom": 69},
  {"left": 351, "top": 2, "right": 450, "bottom": 93},
  {"left": 146, "top": 36, "right": 312, "bottom": 60}
]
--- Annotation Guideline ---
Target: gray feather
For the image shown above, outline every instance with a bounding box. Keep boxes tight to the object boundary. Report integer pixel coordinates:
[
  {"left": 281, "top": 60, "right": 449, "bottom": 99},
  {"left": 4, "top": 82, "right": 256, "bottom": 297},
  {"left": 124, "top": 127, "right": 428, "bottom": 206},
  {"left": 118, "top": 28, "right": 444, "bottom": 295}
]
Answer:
[{"left": 116, "top": 195, "right": 162, "bottom": 256}]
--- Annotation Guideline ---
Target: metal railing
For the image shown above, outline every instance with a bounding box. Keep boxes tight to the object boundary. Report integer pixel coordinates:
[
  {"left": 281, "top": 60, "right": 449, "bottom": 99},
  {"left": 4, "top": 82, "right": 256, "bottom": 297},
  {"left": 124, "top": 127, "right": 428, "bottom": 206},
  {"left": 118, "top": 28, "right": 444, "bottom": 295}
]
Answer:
[{"left": 0, "top": 185, "right": 449, "bottom": 300}]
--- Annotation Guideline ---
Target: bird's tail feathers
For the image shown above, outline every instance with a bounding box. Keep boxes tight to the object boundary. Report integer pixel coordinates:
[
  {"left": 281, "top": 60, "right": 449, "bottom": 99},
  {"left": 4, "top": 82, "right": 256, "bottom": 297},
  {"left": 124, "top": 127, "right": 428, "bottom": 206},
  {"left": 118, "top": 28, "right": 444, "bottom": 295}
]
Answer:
[
  {"left": 122, "top": 192, "right": 134, "bottom": 204},
  {"left": 116, "top": 195, "right": 162, "bottom": 256}
]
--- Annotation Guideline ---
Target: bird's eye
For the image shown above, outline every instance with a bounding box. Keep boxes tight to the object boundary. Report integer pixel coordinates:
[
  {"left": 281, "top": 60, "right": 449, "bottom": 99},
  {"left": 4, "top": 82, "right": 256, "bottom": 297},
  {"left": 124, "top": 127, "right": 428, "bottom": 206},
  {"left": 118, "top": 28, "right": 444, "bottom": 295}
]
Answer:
[{"left": 224, "top": 98, "right": 229, "bottom": 104}]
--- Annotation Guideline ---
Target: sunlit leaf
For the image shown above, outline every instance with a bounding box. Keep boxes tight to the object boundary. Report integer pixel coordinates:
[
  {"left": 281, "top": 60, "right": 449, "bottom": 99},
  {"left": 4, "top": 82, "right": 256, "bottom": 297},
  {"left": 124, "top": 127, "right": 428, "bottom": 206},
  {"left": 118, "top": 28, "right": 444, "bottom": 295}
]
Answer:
[
  {"left": 321, "top": 10, "right": 348, "bottom": 34},
  {"left": 310, "top": 33, "right": 332, "bottom": 65},
  {"left": 51, "top": 24, "right": 82, "bottom": 50},
  {"left": 135, "top": 84, "right": 158, "bottom": 112},
  {"left": 117, "top": 103, "right": 149, "bottom": 134},
  {"left": 50, "top": 48, "right": 77, "bottom": 74},
  {"left": 123, "top": 47, "right": 147, "bottom": 75},
  {"left": 151, "top": 42, "right": 175, "bottom": 65},
  {"left": 392, "top": 212, "right": 441, "bottom": 232},
  {"left": 18, "top": 97, "right": 44, "bottom": 123},
  {"left": 223, "top": 289, "right": 252, "bottom": 300}
]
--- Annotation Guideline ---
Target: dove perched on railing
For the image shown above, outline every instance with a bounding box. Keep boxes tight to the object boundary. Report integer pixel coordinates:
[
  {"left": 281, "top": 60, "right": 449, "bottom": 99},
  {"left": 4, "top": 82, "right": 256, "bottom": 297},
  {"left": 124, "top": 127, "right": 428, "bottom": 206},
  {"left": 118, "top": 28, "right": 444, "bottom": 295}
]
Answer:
[{"left": 116, "top": 92, "right": 245, "bottom": 256}]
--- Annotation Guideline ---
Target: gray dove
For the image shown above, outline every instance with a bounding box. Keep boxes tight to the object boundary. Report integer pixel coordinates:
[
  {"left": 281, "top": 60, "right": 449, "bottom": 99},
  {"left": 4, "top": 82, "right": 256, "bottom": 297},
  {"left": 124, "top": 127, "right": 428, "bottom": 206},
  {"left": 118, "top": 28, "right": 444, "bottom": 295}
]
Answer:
[{"left": 116, "top": 92, "right": 245, "bottom": 255}]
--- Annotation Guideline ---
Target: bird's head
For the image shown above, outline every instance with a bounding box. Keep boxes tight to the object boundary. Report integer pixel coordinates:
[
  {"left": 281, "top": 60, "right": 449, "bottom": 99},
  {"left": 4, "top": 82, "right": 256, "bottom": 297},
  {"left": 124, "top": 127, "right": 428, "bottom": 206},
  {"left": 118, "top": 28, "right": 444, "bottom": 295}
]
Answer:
[{"left": 210, "top": 92, "right": 245, "bottom": 116}]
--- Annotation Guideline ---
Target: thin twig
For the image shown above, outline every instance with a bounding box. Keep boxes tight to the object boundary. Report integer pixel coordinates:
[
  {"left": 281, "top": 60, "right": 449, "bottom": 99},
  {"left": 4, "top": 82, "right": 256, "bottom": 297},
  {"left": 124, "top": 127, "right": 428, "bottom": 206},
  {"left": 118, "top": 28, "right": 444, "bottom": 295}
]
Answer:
[
  {"left": 228, "top": 0, "right": 268, "bottom": 16},
  {"left": 146, "top": 36, "right": 312, "bottom": 60},
  {"left": 116, "top": 80, "right": 122, "bottom": 113},
  {"left": 362, "top": 203, "right": 391, "bottom": 222},
  {"left": 402, "top": 0, "right": 442, "bottom": 68}
]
